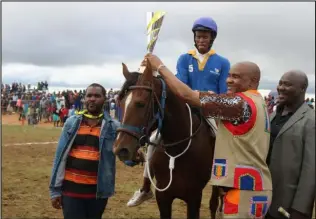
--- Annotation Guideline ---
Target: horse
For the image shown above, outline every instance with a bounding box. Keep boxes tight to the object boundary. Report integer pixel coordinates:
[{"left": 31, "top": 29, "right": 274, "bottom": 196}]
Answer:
[{"left": 113, "top": 61, "right": 220, "bottom": 219}]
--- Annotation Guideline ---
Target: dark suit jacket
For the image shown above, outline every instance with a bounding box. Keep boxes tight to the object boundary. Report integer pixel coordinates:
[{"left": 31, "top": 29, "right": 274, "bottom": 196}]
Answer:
[{"left": 268, "top": 103, "right": 315, "bottom": 218}]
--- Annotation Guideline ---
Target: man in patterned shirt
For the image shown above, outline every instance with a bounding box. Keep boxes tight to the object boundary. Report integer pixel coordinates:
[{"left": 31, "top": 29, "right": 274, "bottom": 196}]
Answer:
[{"left": 143, "top": 54, "right": 272, "bottom": 219}]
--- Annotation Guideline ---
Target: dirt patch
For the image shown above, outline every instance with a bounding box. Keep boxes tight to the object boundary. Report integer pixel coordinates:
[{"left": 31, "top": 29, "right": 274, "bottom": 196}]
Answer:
[{"left": 2, "top": 119, "right": 213, "bottom": 218}]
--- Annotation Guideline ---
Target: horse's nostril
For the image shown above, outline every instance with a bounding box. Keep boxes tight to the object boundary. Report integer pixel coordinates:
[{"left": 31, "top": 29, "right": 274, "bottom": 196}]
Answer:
[{"left": 118, "top": 148, "right": 129, "bottom": 158}]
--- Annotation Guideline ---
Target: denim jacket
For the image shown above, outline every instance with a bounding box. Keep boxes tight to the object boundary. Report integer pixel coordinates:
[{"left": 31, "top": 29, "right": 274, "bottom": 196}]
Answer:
[{"left": 49, "top": 110, "right": 120, "bottom": 199}]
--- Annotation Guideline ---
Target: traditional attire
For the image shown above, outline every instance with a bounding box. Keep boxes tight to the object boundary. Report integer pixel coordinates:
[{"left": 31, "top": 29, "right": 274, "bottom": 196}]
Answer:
[{"left": 199, "top": 90, "right": 272, "bottom": 219}]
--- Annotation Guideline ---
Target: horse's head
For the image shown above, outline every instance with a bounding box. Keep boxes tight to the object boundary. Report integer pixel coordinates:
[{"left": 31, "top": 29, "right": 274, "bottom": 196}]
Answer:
[{"left": 113, "top": 61, "right": 166, "bottom": 161}]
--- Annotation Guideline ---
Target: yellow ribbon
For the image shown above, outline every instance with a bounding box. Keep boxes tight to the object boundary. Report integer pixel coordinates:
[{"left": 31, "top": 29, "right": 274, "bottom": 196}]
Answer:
[{"left": 76, "top": 110, "right": 103, "bottom": 119}]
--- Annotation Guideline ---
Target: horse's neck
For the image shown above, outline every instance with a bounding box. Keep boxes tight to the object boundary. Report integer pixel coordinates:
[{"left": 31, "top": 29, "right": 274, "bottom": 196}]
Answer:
[{"left": 160, "top": 91, "right": 200, "bottom": 151}]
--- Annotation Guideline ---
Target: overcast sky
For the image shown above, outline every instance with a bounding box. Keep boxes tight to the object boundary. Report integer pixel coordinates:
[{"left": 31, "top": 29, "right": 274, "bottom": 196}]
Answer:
[{"left": 2, "top": 2, "right": 315, "bottom": 93}]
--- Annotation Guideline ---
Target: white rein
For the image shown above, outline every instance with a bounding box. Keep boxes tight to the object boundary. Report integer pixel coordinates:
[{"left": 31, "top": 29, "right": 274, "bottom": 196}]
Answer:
[{"left": 146, "top": 103, "right": 193, "bottom": 192}]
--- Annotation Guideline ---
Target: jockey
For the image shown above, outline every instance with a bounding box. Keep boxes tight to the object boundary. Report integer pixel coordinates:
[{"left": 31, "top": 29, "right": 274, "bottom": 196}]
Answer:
[
  {"left": 126, "top": 17, "right": 230, "bottom": 207},
  {"left": 176, "top": 16, "right": 230, "bottom": 93}
]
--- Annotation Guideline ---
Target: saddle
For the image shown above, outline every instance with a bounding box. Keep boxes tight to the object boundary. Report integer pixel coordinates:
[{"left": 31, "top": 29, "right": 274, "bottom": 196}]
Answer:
[
  {"left": 190, "top": 107, "right": 217, "bottom": 137},
  {"left": 204, "top": 116, "right": 218, "bottom": 137}
]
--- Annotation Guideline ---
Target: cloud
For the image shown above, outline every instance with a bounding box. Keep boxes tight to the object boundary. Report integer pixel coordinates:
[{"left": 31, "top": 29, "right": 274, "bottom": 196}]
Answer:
[
  {"left": 2, "top": 61, "right": 138, "bottom": 90},
  {"left": 2, "top": 2, "right": 315, "bottom": 93}
]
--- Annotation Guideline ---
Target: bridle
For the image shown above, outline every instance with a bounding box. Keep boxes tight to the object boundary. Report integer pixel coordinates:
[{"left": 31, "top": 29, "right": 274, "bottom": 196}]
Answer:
[
  {"left": 116, "top": 77, "right": 203, "bottom": 148},
  {"left": 116, "top": 77, "right": 166, "bottom": 146},
  {"left": 116, "top": 76, "right": 204, "bottom": 192}
]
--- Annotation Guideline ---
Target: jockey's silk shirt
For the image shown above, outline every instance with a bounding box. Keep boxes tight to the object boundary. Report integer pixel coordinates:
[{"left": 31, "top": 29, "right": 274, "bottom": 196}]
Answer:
[{"left": 176, "top": 49, "right": 230, "bottom": 94}]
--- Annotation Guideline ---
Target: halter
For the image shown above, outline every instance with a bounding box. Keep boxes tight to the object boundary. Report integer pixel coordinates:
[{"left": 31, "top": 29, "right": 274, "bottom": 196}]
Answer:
[{"left": 116, "top": 78, "right": 167, "bottom": 146}]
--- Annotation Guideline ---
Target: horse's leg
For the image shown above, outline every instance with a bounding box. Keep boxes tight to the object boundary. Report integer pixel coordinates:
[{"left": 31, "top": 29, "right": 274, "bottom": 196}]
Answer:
[
  {"left": 156, "top": 192, "right": 173, "bottom": 219},
  {"left": 210, "top": 186, "right": 219, "bottom": 219},
  {"left": 219, "top": 194, "right": 224, "bottom": 213},
  {"left": 186, "top": 193, "right": 202, "bottom": 219}
]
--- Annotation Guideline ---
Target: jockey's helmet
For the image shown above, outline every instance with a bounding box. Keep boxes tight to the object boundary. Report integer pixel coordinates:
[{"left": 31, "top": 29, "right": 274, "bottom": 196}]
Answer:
[{"left": 192, "top": 17, "right": 218, "bottom": 39}]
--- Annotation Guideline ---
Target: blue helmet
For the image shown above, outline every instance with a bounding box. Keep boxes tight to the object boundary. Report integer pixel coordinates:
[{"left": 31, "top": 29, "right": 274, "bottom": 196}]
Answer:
[{"left": 192, "top": 17, "right": 218, "bottom": 36}]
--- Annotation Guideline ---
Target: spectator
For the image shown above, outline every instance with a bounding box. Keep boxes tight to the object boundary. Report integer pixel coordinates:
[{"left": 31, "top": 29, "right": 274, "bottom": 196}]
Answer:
[
  {"left": 60, "top": 105, "right": 69, "bottom": 126},
  {"left": 311, "top": 98, "right": 315, "bottom": 109},
  {"left": 68, "top": 105, "right": 76, "bottom": 117},
  {"left": 52, "top": 104, "right": 60, "bottom": 127},
  {"left": 266, "top": 70, "right": 315, "bottom": 219},
  {"left": 6, "top": 98, "right": 13, "bottom": 115},
  {"left": 268, "top": 96, "right": 275, "bottom": 115},
  {"left": 49, "top": 83, "right": 119, "bottom": 219},
  {"left": 306, "top": 98, "right": 314, "bottom": 109}
]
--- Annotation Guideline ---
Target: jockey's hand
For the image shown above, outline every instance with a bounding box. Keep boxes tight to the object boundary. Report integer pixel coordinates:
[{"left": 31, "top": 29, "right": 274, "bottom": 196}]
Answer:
[
  {"left": 51, "top": 196, "right": 62, "bottom": 209},
  {"left": 208, "top": 91, "right": 216, "bottom": 95},
  {"left": 144, "top": 53, "right": 164, "bottom": 71}
]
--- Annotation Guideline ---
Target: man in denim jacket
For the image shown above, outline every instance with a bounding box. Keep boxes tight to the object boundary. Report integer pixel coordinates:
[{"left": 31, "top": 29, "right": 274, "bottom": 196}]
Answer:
[{"left": 49, "top": 83, "right": 120, "bottom": 219}]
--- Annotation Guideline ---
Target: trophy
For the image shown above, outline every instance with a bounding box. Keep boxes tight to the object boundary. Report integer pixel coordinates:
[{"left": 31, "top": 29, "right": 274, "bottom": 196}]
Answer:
[{"left": 139, "top": 11, "right": 166, "bottom": 74}]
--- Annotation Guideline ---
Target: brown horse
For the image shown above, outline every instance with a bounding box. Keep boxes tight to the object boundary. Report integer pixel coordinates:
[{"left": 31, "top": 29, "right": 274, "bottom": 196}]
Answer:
[{"left": 113, "top": 62, "right": 219, "bottom": 219}]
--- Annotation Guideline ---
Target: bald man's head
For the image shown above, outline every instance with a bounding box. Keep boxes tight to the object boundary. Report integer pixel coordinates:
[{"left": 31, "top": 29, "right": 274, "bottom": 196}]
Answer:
[
  {"left": 226, "top": 61, "right": 261, "bottom": 94},
  {"left": 277, "top": 70, "right": 308, "bottom": 107},
  {"left": 239, "top": 61, "right": 261, "bottom": 79},
  {"left": 283, "top": 70, "right": 308, "bottom": 91}
]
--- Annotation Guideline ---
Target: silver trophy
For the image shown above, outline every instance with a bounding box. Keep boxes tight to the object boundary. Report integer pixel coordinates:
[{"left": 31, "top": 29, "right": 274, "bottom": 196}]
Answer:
[{"left": 139, "top": 11, "right": 166, "bottom": 74}]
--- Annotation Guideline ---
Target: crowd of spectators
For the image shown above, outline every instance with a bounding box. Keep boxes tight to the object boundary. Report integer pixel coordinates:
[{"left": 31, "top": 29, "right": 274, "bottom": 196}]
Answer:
[
  {"left": 2, "top": 82, "right": 313, "bottom": 126},
  {"left": 1, "top": 82, "right": 121, "bottom": 127},
  {"left": 265, "top": 95, "right": 315, "bottom": 115}
]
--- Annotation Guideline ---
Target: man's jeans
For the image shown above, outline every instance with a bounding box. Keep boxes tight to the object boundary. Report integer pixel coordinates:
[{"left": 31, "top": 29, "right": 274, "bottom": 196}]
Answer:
[{"left": 62, "top": 196, "right": 108, "bottom": 219}]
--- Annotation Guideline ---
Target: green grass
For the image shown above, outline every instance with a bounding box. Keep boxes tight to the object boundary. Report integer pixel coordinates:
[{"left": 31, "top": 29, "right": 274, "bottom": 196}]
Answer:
[
  {"left": 4, "top": 124, "right": 313, "bottom": 219},
  {"left": 2, "top": 125, "right": 62, "bottom": 144},
  {"left": 2, "top": 124, "right": 213, "bottom": 218}
]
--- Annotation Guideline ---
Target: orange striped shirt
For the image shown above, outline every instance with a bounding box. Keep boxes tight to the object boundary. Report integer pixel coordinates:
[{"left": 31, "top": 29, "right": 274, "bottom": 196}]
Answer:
[{"left": 62, "top": 122, "right": 101, "bottom": 198}]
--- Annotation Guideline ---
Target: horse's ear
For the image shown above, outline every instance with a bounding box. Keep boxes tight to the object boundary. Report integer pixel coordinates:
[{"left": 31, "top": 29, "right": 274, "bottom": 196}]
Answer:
[
  {"left": 142, "top": 59, "right": 153, "bottom": 81},
  {"left": 122, "top": 63, "right": 131, "bottom": 80}
]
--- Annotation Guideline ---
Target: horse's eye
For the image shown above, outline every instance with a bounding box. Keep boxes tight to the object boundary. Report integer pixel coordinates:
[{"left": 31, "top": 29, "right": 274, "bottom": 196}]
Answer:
[{"left": 135, "top": 102, "right": 145, "bottom": 108}]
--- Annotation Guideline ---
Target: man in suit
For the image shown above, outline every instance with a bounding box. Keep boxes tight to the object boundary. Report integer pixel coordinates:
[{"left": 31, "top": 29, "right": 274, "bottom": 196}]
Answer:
[{"left": 266, "top": 70, "right": 315, "bottom": 219}]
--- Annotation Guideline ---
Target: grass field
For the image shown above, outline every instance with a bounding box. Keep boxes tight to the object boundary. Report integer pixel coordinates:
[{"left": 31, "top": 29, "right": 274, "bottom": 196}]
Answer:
[
  {"left": 2, "top": 114, "right": 315, "bottom": 219},
  {"left": 2, "top": 114, "right": 213, "bottom": 219}
]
